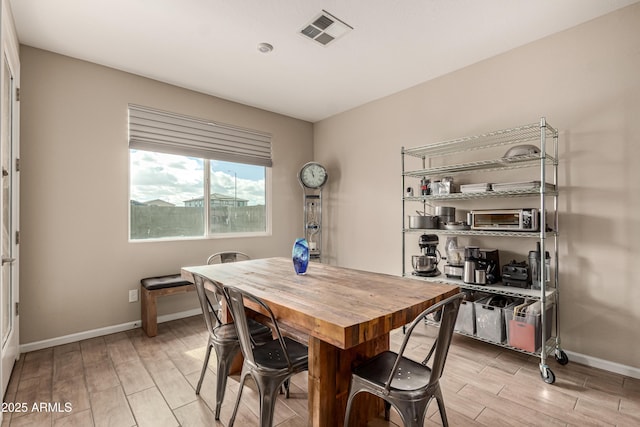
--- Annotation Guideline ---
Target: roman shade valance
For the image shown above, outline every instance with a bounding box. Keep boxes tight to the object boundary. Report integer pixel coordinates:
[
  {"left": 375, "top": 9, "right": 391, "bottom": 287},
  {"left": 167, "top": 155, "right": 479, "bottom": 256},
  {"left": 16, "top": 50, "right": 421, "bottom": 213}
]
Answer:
[{"left": 128, "top": 104, "right": 273, "bottom": 167}]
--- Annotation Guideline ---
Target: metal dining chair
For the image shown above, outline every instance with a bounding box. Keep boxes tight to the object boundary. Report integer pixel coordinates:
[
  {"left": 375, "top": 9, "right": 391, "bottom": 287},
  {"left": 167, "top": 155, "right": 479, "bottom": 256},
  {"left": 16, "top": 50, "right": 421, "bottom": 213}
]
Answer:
[
  {"left": 344, "top": 293, "right": 464, "bottom": 427},
  {"left": 206, "top": 251, "right": 250, "bottom": 265},
  {"left": 225, "top": 286, "right": 309, "bottom": 427},
  {"left": 207, "top": 251, "right": 294, "bottom": 397},
  {"left": 192, "top": 274, "right": 272, "bottom": 420},
  {"left": 204, "top": 250, "right": 250, "bottom": 340}
]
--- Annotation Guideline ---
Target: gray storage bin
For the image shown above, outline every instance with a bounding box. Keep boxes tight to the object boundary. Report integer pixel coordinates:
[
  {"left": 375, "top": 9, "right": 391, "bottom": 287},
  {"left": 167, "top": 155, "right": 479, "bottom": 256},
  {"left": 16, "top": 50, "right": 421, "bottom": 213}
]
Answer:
[
  {"left": 454, "top": 299, "right": 475, "bottom": 335},
  {"left": 474, "top": 296, "right": 521, "bottom": 343},
  {"left": 454, "top": 292, "right": 490, "bottom": 335}
]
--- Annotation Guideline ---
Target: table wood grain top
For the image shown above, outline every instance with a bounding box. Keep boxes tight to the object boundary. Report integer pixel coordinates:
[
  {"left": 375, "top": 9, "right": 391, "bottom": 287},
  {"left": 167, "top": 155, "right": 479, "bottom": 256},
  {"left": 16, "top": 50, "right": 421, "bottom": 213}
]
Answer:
[{"left": 182, "top": 257, "right": 459, "bottom": 349}]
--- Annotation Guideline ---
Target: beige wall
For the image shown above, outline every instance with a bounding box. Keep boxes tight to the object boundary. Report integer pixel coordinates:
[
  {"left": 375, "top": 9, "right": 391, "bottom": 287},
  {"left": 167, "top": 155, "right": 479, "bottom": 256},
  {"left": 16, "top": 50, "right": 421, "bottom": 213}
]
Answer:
[
  {"left": 315, "top": 4, "right": 640, "bottom": 369},
  {"left": 19, "top": 46, "right": 313, "bottom": 344}
]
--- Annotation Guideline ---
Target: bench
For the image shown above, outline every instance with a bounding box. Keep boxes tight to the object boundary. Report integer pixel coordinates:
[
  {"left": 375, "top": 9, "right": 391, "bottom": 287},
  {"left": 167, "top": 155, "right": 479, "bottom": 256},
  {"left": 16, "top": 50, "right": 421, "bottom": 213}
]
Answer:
[{"left": 140, "top": 274, "right": 194, "bottom": 337}]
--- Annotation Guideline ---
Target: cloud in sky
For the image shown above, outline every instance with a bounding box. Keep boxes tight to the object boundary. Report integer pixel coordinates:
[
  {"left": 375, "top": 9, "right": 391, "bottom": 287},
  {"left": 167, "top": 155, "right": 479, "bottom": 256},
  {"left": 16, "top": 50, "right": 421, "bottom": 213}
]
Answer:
[
  {"left": 211, "top": 170, "right": 265, "bottom": 205},
  {"left": 130, "top": 151, "right": 265, "bottom": 206}
]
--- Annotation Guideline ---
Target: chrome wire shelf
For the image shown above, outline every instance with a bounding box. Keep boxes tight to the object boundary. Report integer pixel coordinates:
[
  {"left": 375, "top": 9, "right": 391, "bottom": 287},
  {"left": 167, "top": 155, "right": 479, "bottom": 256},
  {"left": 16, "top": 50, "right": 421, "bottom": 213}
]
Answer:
[
  {"left": 403, "top": 153, "right": 557, "bottom": 178},
  {"left": 402, "top": 228, "right": 557, "bottom": 238},
  {"left": 405, "top": 274, "right": 557, "bottom": 300},
  {"left": 403, "top": 187, "right": 557, "bottom": 201},
  {"left": 402, "top": 120, "right": 558, "bottom": 159}
]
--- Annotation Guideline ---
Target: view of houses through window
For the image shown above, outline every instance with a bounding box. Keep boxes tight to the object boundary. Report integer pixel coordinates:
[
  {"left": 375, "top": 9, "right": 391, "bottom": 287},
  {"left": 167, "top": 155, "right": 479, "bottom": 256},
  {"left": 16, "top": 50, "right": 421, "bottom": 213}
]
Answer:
[{"left": 129, "top": 150, "right": 267, "bottom": 240}]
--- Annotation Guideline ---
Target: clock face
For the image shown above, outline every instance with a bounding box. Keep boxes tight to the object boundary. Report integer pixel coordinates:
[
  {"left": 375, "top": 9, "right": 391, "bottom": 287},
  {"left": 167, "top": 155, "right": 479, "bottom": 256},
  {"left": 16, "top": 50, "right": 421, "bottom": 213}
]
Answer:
[{"left": 299, "top": 162, "right": 328, "bottom": 188}]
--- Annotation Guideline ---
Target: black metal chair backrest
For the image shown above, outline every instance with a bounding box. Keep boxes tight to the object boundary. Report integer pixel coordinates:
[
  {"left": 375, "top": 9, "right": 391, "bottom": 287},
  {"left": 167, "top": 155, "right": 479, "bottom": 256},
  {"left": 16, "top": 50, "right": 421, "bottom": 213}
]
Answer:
[
  {"left": 386, "top": 292, "right": 464, "bottom": 392},
  {"left": 192, "top": 274, "right": 226, "bottom": 334},
  {"left": 225, "top": 286, "right": 292, "bottom": 369},
  {"left": 206, "top": 251, "right": 250, "bottom": 265}
]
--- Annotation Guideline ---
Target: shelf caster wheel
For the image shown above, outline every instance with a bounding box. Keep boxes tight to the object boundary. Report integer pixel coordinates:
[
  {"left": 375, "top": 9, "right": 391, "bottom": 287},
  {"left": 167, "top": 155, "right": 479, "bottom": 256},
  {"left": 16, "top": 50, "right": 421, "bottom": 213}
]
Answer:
[
  {"left": 555, "top": 350, "right": 569, "bottom": 365},
  {"left": 540, "top": 366, "right": 556, "bottom": 384}
]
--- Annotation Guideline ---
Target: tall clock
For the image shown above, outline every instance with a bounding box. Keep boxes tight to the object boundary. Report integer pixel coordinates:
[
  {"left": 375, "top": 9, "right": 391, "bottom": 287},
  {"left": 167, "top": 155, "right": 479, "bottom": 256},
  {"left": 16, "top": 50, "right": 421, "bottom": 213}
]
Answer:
[{"left": 298, "top": 162, "right": 328, "bottom": 261}]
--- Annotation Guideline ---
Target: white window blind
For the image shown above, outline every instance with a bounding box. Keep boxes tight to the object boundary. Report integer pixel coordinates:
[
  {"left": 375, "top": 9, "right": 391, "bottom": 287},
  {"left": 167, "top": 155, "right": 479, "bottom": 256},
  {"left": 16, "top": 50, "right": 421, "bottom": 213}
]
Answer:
[{"left": 128, "top": 104, "right": 272, "bottom": 167}]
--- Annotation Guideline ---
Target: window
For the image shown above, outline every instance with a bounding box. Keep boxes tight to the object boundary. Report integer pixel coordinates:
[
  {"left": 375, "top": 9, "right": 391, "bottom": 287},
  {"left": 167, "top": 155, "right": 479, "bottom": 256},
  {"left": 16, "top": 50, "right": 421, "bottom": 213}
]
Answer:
[{"left": 128, "top": 105, "right": 271, "bottom": 240}]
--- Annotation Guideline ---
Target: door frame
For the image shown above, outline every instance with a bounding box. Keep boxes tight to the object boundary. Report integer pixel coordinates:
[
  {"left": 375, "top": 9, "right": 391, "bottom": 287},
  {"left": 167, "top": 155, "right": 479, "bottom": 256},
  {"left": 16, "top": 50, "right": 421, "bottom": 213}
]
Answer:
[{"left": 0, "top": 0, "right": 20, "bottom": 398}]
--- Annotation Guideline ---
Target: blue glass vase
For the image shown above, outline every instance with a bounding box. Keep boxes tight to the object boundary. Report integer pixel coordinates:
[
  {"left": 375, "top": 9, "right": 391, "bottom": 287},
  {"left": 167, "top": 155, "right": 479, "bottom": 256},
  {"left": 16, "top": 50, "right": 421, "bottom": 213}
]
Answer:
[{"left": 292, "top": 238, "right": 310, "bottom": 275}]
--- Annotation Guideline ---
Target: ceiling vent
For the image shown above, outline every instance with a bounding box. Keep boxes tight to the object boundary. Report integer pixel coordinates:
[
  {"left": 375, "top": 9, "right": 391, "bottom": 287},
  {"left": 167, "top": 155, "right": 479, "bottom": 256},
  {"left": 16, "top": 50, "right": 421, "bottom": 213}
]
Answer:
[{"left": 300, "top": 10, "right": 353, "bottom": 46}]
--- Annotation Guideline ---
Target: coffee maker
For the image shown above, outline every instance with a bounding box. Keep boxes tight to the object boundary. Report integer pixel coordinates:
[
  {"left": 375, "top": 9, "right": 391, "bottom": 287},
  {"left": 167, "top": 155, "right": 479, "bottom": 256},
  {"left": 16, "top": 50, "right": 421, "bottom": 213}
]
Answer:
[
  {"left": 463, "top": 247, "right": 500, "bottom": 285},
  {"left": 411, "top": 234, "right": 441, "bottom": 277}
]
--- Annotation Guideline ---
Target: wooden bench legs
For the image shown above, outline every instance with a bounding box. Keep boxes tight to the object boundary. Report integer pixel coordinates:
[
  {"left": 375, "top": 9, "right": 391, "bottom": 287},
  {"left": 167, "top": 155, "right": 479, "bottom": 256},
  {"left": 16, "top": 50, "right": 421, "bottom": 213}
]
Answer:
[{"left": 141, "top": 284, "right": 195, "bottom": 337}]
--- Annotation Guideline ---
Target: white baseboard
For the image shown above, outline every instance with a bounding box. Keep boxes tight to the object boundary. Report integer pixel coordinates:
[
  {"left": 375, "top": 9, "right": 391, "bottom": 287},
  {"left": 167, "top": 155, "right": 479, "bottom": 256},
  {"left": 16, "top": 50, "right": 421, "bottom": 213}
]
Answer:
[
  {"left": 565, "top": 350, "right": 640, "bottom": 380},
  {"left": 19, "top": 308, "right": 202, "bottom": 354}
]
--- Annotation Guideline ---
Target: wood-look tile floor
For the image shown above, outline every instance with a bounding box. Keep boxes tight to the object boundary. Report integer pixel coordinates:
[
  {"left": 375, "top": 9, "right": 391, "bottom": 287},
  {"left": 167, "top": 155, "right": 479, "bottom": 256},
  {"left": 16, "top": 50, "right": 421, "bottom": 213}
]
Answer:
[{"left": 2, "top": 315, "right": 639, "bottom": 426}]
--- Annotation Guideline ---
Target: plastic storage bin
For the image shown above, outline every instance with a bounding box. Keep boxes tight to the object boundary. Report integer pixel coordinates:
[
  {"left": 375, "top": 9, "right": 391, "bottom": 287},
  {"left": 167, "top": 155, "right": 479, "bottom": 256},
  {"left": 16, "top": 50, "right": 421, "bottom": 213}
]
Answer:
[
  {"left": 505, "top": 303, "right": 553, "bottom": 353},
  {"left": 454, "top": 299, "right": 476, "bottom": 335},
  {"left": 474, "top": 296, "right": 522, "bottom": 343},
  {"left": 454, "top": 292, "right": 490, "bottom": 335},
  {"left": 474, "top": 297, "right": 506, "bottom": 343}
]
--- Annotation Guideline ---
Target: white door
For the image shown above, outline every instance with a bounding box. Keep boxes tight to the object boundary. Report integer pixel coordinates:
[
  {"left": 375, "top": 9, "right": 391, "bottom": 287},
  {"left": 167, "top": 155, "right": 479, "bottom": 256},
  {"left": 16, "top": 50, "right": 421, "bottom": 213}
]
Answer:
[{"left": 0, "top": 0, "right": 20, "bottom": 395}]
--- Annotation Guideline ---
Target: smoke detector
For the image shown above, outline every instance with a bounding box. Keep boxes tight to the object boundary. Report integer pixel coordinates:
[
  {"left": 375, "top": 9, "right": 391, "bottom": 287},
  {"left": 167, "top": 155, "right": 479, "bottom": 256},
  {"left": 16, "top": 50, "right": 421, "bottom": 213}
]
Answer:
[
  {"left": 300, "top": 10, "right": 353, "bottom": 46},
  {"left": 257, "top": 42, "right": 274, "bottom": 53}
]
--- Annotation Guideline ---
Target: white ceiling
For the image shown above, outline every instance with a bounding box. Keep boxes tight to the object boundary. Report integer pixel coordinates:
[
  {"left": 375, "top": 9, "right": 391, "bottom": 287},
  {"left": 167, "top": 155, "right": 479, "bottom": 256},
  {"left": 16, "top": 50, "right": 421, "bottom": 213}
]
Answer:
[{"left": 10, "top": 0, "right": 638, "bottom": 122}]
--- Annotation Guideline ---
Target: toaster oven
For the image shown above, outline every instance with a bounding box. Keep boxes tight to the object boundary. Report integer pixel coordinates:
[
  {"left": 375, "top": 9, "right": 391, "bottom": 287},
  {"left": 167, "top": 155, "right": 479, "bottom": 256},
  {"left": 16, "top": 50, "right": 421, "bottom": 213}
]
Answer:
[{"left": 469, "top": 208, "right": 538, "bottom": 231}]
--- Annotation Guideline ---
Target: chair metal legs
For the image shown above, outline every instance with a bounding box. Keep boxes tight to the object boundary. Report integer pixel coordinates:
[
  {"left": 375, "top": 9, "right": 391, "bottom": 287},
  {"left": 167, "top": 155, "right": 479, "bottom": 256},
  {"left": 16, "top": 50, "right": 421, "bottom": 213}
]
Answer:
[
  {"left": 195, "top": 339, "right": 240, "bottom": 420},
  {"left": 395, "top": 398, "right": 430, "bottom": 427},
  {"left": 228, "top": 367, "right": 291, "bottom": 427},
  {"left": 195, "top": 343, "right": 212, "bottom": 394},
  {"left": 432, "top": 383, "right": 449, "bottom": 427},
  {"left": 258, "top": 378, "right": 282, "bottom": 427},
  {"left": 228, "top": 371, "right": 247, "bottom": 427}
]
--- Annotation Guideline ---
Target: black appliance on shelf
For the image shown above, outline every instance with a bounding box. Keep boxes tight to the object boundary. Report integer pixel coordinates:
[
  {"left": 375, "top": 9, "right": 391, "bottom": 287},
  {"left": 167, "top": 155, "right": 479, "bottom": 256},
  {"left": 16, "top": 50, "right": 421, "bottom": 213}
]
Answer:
[{"left": 502, "top": 260, "right": 532, "bottom": 288}]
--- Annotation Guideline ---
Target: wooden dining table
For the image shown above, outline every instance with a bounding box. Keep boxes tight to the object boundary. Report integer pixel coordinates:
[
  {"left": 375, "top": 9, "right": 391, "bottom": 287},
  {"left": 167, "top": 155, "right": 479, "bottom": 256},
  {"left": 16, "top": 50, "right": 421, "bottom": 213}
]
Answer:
[{"left": 181, "top": 257, "right": 459, "bottom": 427}]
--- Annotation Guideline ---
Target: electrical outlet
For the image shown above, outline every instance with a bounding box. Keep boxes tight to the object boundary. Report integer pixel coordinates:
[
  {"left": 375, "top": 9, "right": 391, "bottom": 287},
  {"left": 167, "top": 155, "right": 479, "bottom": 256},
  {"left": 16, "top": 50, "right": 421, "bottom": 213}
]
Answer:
[{"left": 129, "top": 289, "right": 139, "bottom": 303}]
